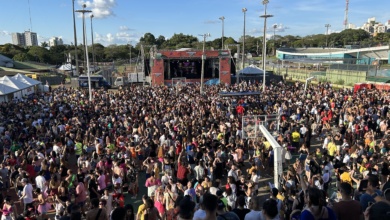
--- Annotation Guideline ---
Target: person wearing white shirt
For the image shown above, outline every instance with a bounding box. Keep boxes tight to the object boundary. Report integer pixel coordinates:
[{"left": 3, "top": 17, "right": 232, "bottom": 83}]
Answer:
[
  {"left": 228, "top": 165, "right": 239, "bottom": 182},
  {"left": 20, "top": 179, "right": 34, "bottom": 211},
  {"left": 35, "top": 171, "right": 47, "bottom": 192},
  {"left": 53, "top": 143, "right": 61, "bottom": 155}
]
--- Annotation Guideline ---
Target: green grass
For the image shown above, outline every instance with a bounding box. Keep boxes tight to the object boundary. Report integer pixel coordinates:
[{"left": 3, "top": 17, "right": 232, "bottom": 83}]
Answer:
[
  {"left": 13, "top": 61, "right": 51, "bottom": 69},
  {"left": 0, "top": 67, "right": 35, "bottom": 73}
]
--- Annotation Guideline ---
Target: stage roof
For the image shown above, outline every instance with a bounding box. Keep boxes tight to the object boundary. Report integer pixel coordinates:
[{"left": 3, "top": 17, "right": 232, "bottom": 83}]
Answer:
[{"left": 219, "top": 91, "right": 261, "bottom": 97}]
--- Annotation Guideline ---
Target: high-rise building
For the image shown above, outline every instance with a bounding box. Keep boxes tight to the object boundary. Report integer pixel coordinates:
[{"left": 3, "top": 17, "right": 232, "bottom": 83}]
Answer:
[
  {"left": 24, "top": 31, "right": 38, "bottom": 46},
  {"left": 49, "top": 37, "right": 63, "bottom": 47},
  {"left": 12, "top": 33, "right": 25, "bottom": 46},
  {"left": 11, "top": 31, "right": 38, "bottom": 46},
  {"left": 361, "top": 17, "right": 386, "bottom": 35}
]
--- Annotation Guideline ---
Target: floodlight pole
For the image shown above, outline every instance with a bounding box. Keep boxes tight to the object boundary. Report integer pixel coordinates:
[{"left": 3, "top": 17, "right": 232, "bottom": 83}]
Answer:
[
  {"left": 72, "top": 0, "right": 79, "bottom": 76},
  {"left": 260, "top": 0, "right": 273, "bottom": 92},
  {"left": 90, "top": 14, "right": 96, "bottom": 68},
  {"left": 325, "top": 24, "right": 331, "bottom": 47},
  {"left": 76, "top": 5, "right": 92, "bottom": 101},
  {"left": 199, "top": 33, "right": 210, "bottom": 94},
  {"left": 242, "top": 8, "right": 247, "bottom": 78},
  {"left": 219, "top": 16, "right": 225, "bottom": 50}
]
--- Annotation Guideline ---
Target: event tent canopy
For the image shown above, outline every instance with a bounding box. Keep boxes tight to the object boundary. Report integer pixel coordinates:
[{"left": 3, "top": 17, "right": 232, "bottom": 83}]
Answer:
[
  {"left": 58, "top": 63, "right": 75, "bottom": 71},
  {"left": 12, "top": 73, "right": 41, "bottom": 86},
  {"left": 0, "top": 84, "right": 18, "bottom": 95},
  {"left": 238, "top": 65, "right": 267, "bottom": 75},
  {"left": 0, "top": 76, "right": 30, "bottom": 90}
]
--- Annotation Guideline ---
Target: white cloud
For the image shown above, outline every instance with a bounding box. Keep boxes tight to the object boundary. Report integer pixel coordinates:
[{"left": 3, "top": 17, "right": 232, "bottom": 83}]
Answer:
[
  {"left": 119, "top": 25, "right": 133, "bottom": 31},
  {"left": 78, "top": 0, "right": 117, "bottom": 18},
  {"left": 204, "top": 20, "right": 219, "bottom": 24},
  {"left": 94, "top": 32, "right": 142, "bottom": 45},
  {"left": 0, "top": 30, "right": 10, "bottom": 36}
]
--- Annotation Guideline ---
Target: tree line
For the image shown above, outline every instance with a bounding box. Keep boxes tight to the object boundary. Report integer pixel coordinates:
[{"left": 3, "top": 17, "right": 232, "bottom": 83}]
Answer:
[{"left": 0, "top": 29, "right": 389, "bottom": 65}]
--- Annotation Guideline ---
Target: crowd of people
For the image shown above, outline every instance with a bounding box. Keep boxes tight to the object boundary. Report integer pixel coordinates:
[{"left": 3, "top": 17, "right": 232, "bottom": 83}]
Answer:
[{"left": 0, "top": 79, "right": 389, "bottom": 220}]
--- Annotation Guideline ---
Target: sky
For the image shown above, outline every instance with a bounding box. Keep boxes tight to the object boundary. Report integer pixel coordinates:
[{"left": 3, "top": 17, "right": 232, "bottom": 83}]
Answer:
[{"left": 0, "top": 0, "right": 389, "bottom": 46}]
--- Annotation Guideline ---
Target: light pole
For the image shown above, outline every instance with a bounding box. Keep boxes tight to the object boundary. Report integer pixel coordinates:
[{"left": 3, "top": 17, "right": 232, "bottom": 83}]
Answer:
[
  {"left": 90, "top": 14, "right": 96, "bottom": 68},
  {"left": 199, "top": 33, "right": 211, "bottom": 94},
  {"left": 242, "top": 8, "right": 247, "bottom": 77},
  {"left": 219, "top": 16, "right": 225, "bottom": 50},
  {"left": 325, "top": 24, "right": 331, "bottom": 47},
  {"left": 260, "top": 0, "right": 273, "bottom": 92},
  {"left": 75, "top": 5, "right": 92, "bottom": 101},
  {"left": 72, "top": 0, "right": 79, "bottom": 76},
  {"left": 273, "top": 24, "right": 277, "bottom": 55}
]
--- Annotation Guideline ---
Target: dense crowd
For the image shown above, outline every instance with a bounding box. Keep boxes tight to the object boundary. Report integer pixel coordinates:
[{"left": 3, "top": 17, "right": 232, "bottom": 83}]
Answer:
[{"left": 0, "top": 80, "right": 389, "bottom": 220}]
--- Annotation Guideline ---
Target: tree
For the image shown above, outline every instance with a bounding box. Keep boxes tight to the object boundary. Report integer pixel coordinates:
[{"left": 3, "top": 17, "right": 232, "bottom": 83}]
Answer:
[
  {"left": 27, "top": 46, "right": 50, "bottom": 63},
  {"left": 162, "top": 33, "right": 199, "bottom": 49},
  {"left": 41, "top": 41, "right": 48, "bottom": 47},
  {"left": 13, "top": 53, "right": 32, "bottom": 62},
  {"left": 155, "top": 35, "right": 166, "bottom": 48},
  {"left": 139, "top": 33, "right": 156, "bottom": 46}
]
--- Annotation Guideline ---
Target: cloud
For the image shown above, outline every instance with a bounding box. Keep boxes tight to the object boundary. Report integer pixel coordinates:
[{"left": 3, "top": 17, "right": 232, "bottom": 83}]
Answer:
[
  {"left": 204, "top": 20, "right": 219, "bottom": 24},
  {"left": 267, "top": 24, "right": 289, "bottom": 32},
  {"left": 0, "top": 30, "right": 11, "bottom": 36},
  {"left": 95, "top": 33, "right": 115, "bottom": 44},
  {"left": 119, "top": 25, "right": 134, "bottom": 31},
  {"left": 78, "top": 0, "right": 117, "bottom": 18}
]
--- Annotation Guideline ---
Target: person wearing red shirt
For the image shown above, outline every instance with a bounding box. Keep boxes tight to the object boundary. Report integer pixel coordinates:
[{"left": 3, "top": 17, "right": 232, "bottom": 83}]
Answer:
[
  {"left": 236, "top": 105, "right": 245, "bottom": 115},
  {"left": 176, "top": 150, "right": 190, "bottom": 186}
]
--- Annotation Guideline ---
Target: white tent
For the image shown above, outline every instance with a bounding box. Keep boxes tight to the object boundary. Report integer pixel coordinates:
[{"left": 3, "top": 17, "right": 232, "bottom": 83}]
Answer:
[
  {"left": 58, "top": 63, "right": 75, "bottom": 71},
  {"left": 0, "top": 76, "right": 30, "bottom": 99},
  {"left": 11, "top": 73, "right": 41, "bottom": 96},
  {"left": 238, "top": 64, "right": 267, "bottom": 75},
  {"left": 12, "top": 73, "right": 41, "bottom": 86}
]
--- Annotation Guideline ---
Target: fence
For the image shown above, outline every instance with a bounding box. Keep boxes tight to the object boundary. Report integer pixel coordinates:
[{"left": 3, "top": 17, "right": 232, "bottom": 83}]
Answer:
[
  {"left": 242, "top": 114, "right": 280, "bottom": 139},
  {"left": 329, "top": 64, "right": 376, "bottom": 72}
]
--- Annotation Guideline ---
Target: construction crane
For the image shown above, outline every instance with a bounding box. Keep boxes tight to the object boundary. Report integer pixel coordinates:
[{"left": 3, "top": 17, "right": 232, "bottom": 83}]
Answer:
[{"left": 344, "top": 0, "right": 349, "bottom": 30}]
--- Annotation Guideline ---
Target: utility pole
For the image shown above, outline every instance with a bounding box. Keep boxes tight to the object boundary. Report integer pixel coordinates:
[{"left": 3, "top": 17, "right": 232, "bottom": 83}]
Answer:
[
  {"left": 242, "top": 8, "right": 247, "bottom": 74},
  {"left": 199, "top": 33, "right": 211, "bottom": 94},
  {"left": 90, "top": 14, "right": 96, "bottom": 68},
  {"left": 72, "top": 0, "right": 79, "bottom": 76},
  {"left": 75, "top": 5, "right": 92, "bottom": 101},
  {"left": 219, "top": 16, "right": 225, "bottom": 50},
  {"left": 260, "top": 0, "right": 273, "bottom": 92}
]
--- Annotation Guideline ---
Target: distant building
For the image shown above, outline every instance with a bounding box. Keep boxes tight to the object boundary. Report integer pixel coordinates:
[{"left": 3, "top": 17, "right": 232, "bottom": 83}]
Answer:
[
  {"left": 361, "top": 17, "right": 386, "bottom": 35},
  {"left": 12, "top": 33, "right": 25, "bottom": 46},
  {"left": 49, "top": 37, "right": 63, "bottom": 47},
  {"left": 347, "top": 23, "right": 356, "bottom": 29},
  {"left": 11, "top": 31, "right": 38, "bottom": 47}
]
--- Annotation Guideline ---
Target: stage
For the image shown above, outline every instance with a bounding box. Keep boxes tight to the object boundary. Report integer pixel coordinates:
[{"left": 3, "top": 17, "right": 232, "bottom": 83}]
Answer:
[{"left": 150, "top": 49, "right": 231, "bottom": 85}]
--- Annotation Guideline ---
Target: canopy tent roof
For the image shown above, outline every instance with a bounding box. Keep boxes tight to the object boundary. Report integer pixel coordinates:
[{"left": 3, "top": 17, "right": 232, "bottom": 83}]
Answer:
[
  {"left": 57, "top": 63, "right": 75, "bottom": 71},
  {"left": 238, "top": 65, "right": 267, "bottom": 75},
  {"left": 0, "top": 76, "right": 30, "bottom": 90},
  {"left": 12, "top": 73, "right": 41, "bottom": 86},
  {"left": 0, "top": 83, "right": 18, "bottom": 95}
]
